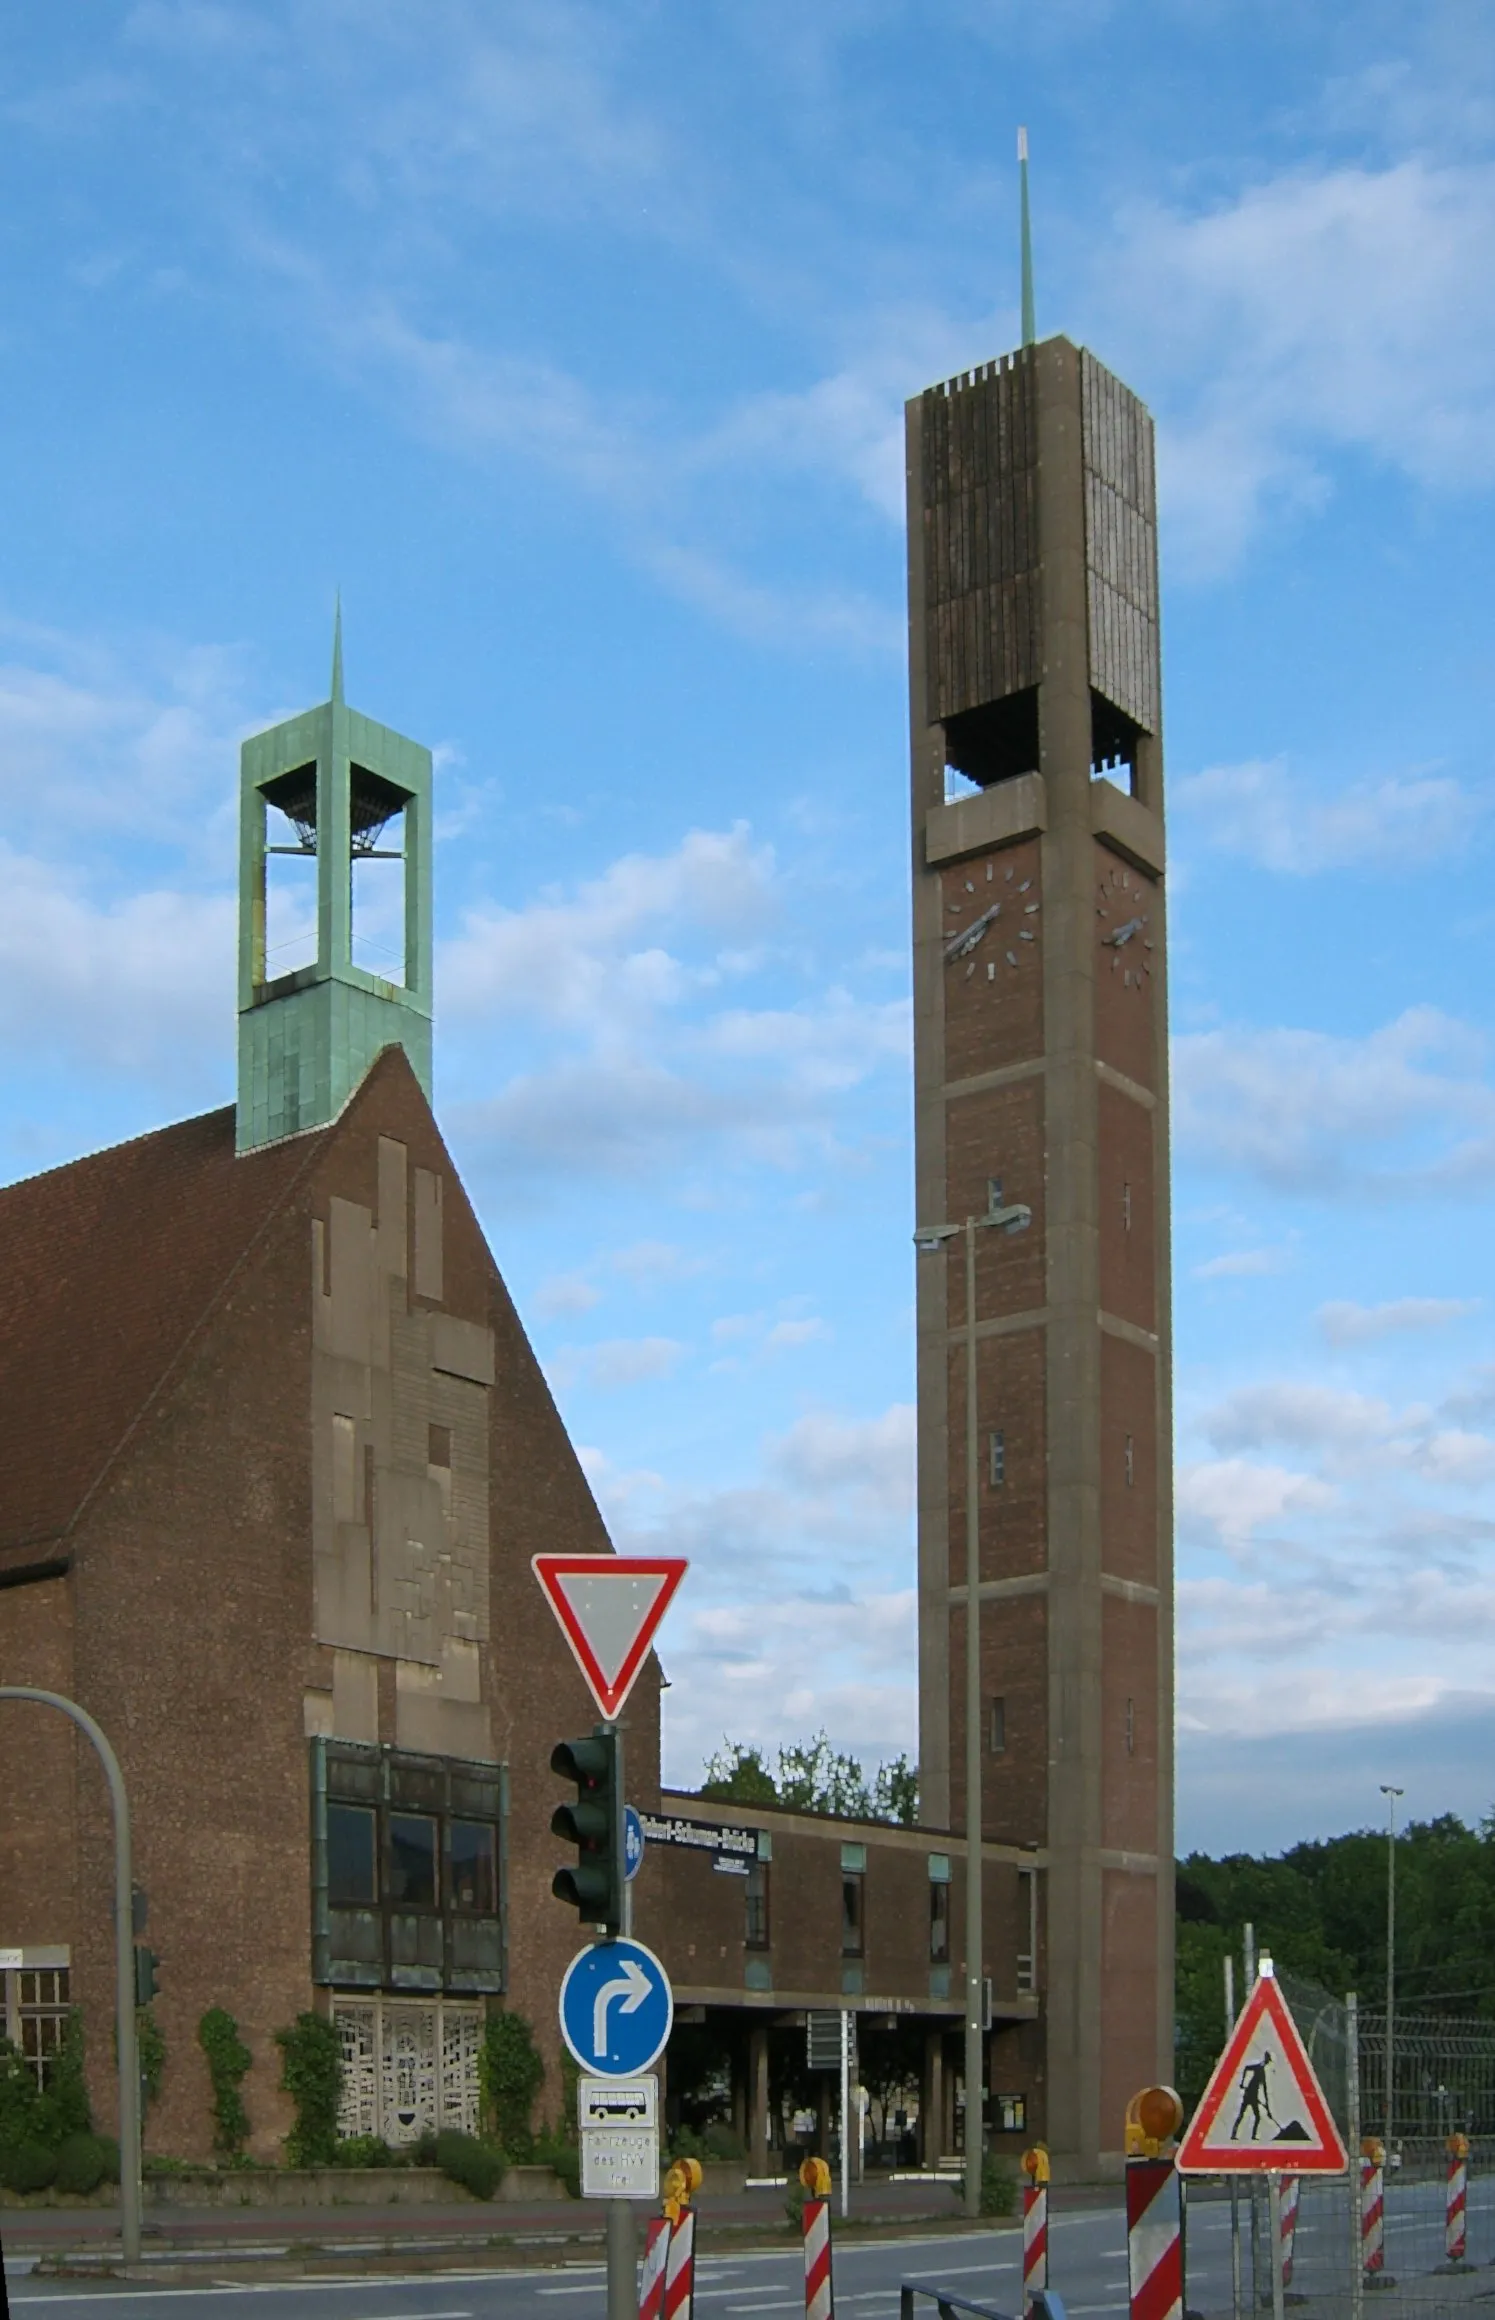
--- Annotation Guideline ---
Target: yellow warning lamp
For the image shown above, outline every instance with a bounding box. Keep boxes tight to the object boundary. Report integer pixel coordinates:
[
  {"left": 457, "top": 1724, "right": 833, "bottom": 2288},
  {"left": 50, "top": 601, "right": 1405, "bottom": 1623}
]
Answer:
[
  {"left": 662, "top": 2154, "right": 702, "bottom": 2222},
  {"left": 1360, "top": 2136, "right": 1385, "bottom": 2166},
  {"left": 800, "top": 2155, "right": 833, "bottom": 2198},
  {"left": 1022, "top": 2144, "right": 1050, "bottom": 2184},
  {"left": 1125, "top": 2084, "right": 1184, "bottom": 2158},
  {"left": 1447, "top": 2131, "right": 1470, "bottom": 2160}
]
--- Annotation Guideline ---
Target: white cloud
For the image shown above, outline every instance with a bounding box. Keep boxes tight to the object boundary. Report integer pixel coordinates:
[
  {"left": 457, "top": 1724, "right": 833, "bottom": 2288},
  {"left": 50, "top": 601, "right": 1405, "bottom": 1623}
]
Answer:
[
  {"left": 1173, "top": 1007, "right": 1495, "bottom": 1193},
  {"left": 1317, "top": 1297, "right": 1481, "bottom": 1346},
  {"left": 440, "top": 824, "right": 776, "bottom": 1031},
  {"left": 1192, "top": 1246, "right": 1289, "bottom": 1281},
  {"left": 1177, "top": 1457, "right": 1336, "bottom": 1551},
  {"left": 0, "top": 842, "right": 232, "bottom": 1085},
  {"left": 445, "top": 827, "right": 908, "bottom": 1193},
  {"left": 1101, "top": 159, "right": 1495, "bottom": 568},
  {"left": 550, "top": 1335, "right": 686, "bottom": 1392},
  {"left": 1174, "top": 758, "right": 1479, "bottom": 874},
  {"left": 534, "top": 1271, "right": 603, "bottom": 1319}
]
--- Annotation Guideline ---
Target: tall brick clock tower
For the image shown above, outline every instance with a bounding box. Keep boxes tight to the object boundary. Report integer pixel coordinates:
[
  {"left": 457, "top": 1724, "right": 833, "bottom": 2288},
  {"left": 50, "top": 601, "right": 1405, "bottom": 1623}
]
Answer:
[{"left": 907, "top": 340, "right": 1174, "bottom": 2171}]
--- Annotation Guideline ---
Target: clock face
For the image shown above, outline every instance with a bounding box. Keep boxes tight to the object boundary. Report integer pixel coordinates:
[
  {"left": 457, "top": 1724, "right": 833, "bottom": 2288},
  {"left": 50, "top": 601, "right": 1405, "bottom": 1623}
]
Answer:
[
  {"left": 1096, "top": 859, "right": 1154, "bottom": 990},
  {"left": 942, "top": 854, "right": 1041, "bottom": 984}
]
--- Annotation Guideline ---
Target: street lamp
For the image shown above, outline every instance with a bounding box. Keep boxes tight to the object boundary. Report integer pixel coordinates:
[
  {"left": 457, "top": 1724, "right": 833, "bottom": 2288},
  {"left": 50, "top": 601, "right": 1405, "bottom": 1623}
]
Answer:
[
  {"left": 914, "top": 1187, "right": 1033, "bottom": 2220},
  {"left": 1380, "top": 1784, "right": 1404, "bottom": 2158}
]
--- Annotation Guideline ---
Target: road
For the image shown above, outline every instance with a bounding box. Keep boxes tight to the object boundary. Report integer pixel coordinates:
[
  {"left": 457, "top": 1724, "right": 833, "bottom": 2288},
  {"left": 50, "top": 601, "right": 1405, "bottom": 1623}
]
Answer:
[{"left": 5, "top": 2176, "right": 1490, "bottom": 2320}]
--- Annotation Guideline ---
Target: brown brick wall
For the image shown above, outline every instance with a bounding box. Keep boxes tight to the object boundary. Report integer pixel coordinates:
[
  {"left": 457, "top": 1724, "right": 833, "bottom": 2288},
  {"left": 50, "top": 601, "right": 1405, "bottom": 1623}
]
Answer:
[
  {"left": 0, "top": 1578, "right": 78, "bottom": 1951},
  {"left": 947, "top": 1326, "right": 1047, "bottom": 1590},
  {"left": 1099, "top": 1866, "right": 1159, "bottom": 2141},
  {"left": 0, "top": 1052, "right": 654, "bottom": 2161},
  {"left": 1097, "top": 1083, "right": 1156, "bottom": 1333},
  {"left": 949, "top": 1592, "right": 1048, "bottom": 1848},
  {"left": 940, "top": 839, "right": 1044, "bottom": 1083},
  {"left": 1093, "top": 848, "right": 1159, "bottom": 1090},
  {"left": 945, "top": 1079, "right": 1046, "bottom": 1326},
  {"left": 1099, "top": 1332, "right": 1159, "bottom": 1587},
  {"left": 1100, "top": 1595, "right": 1159, "bottom": 1854}
]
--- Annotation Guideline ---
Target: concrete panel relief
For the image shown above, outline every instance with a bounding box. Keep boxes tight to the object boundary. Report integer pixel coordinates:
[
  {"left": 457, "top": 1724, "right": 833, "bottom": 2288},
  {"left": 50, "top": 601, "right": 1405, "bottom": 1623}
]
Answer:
[{"left": 311, "top": 1136, "right": 493, "bottom": 1753}]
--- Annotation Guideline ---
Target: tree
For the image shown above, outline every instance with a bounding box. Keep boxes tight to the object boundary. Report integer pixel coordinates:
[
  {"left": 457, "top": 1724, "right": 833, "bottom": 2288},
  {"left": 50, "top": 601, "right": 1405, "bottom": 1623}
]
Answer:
[{"left": 700, "top": 1732, "right": 918, "bottom": 1826}]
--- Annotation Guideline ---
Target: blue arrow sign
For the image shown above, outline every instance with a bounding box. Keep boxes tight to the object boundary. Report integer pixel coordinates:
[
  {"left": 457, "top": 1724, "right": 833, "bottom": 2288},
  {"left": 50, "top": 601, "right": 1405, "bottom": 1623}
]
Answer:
[
  {"left": 559, "top": 1938, "right": 673, "bottom": 2077},
  {"left": 623, "top": 1806, "right": 645, "bottom": 1883}
]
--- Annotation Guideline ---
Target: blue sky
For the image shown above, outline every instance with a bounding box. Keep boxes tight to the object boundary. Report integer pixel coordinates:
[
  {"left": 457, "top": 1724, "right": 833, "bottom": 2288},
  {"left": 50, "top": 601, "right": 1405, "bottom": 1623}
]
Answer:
[{"left": 2, "top": 1, "right": 1493, "bottom": 1856}]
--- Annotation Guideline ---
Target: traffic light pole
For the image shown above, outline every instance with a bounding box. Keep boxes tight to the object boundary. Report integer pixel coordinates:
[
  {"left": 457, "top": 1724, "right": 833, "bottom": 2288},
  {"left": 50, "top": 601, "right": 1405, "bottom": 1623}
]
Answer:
[
  {"left": 605, "top": 1717, "right": 637, "bottom": 2320},
  {"left": 0, "top": 1688, "right": 141, "bottom": 2263}
]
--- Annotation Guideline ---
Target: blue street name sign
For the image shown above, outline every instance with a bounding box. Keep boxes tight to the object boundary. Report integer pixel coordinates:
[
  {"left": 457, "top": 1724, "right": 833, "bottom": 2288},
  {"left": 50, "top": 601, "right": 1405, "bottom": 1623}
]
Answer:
[
  {"left": 623, "top": 1805, "right": 645, "bottom": 1883},
  {"left": 559, "top": 1937, "right": 673, "bottom": 2077}
]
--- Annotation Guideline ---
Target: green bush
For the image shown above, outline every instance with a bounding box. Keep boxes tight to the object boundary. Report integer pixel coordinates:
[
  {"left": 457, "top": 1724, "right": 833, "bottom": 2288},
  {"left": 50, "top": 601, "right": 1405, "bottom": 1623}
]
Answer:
[
  {"left": 333, "top": 2134, "right": 398, "bottom": 2169},
  {"left": 54, "top": 2132, "right": 114, "bottom": 2197},
  {"left": 703, "top": 2121, "right": 746, "bottom": 2160},
  {"left": 979, "top": 2153, "right": 1017, "bottom": 2217},
  {"left": 480, "top": 2010, "right": 544, "bottom": 2159},
  {"left": 34, "top": 2011, "right": 90, "bottom": 2149},
  {"left": 0, "top": 2141, "right": 57, "bottom": 2194},
  {"left": 198, "top": 2008, "right": 252, "bottom": 2162},
  {"left": 534, "top": 2123, "right": 579, "bottom": 2198},
  {"left": 0, "top": 2037, "right": 41, "bottom": 2153},
  {"left": 274, "top": 2013, "right": 342, "bottom": 2168},
  {"left": 432, "top": 2129, "right": 504, "bottom": 2200}
]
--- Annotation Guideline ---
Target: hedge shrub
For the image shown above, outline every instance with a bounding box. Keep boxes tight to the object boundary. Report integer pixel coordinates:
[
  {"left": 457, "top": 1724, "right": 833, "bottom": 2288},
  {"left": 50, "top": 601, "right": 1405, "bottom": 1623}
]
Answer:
[
  {"left": 274, "top": 2013, "right": 342, "bottom": 2167},
  {"left": 198, "top": 2008, "right": 252, "bottom": 2161},
  {"left": 432, "top": 2129, "right": 504, "bottom": 2200},
  {"left": 54, "top": 2132, "right": 116, "bottom": 2197}
]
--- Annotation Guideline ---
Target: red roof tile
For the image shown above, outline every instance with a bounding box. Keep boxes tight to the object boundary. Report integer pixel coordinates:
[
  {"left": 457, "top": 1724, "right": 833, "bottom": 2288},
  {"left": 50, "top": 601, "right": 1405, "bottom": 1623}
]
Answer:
[{"left": 0, "top": 1106, "right": 327, "bottom": 1557}]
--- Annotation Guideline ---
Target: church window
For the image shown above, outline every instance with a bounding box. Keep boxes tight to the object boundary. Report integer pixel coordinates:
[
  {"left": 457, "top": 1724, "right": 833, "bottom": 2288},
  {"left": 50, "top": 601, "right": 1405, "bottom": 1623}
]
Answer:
[
  {"left": 1126, "top": 1698, "right": 1136, "bottom": 1756},
  {"left": 389, "top": 1813, "right": 438, "bottom": 1908},
  {"left": 327, "top": 1803, "right": 377, "bottom": 1906},
  {"left": 989, "top": 1697, "right": 1007, "bottom": 1755},
  {"left": 1123, "top": 1180, "right": 1132, "bottom": 1232},
  {"left": 1125, "top": 1434, "right": 1135, "bottom": 1487},
  {"left": 745, "top": 1862, "right": 771, "bottom": 1950},
  {"left": 989, "top": 1430, "right": 1006, "bottom": 1487},
  {"left": 929, "top": 1879, "right": 950, "bottom": 1963},
  {"left": 449, "top": 1820, "right": 497, "bottom": 1914}
]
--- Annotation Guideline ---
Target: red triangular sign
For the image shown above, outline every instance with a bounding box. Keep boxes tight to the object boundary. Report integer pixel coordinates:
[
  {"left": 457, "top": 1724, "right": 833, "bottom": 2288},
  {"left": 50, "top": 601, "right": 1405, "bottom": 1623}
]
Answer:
[
  {"left": 1177, "top": 1968, "right": 1349, "bottom": 2174},
  {"left": 532, "top": 1554, "right": 687, "bottom": 1719}
]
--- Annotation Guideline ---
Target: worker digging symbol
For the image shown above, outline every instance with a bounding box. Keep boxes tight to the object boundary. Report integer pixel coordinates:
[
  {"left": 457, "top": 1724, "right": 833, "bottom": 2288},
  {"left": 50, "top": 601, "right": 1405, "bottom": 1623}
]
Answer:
[{"left": 1232, "top": 2052, "right": 1278, "bottom": 2141}]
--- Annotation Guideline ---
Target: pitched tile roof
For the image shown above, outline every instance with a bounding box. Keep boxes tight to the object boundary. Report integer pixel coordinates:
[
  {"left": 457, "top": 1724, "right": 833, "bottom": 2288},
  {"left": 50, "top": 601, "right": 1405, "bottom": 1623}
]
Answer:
[{"left": 0, "top": 1104, "right": 328, "bottom": 1558}]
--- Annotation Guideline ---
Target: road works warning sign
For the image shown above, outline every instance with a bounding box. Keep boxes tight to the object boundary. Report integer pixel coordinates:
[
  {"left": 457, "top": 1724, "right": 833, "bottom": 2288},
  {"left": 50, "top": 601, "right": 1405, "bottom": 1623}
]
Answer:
[{"left": 1177, "top": 1965, "right": 1349, "bottom": 2174}]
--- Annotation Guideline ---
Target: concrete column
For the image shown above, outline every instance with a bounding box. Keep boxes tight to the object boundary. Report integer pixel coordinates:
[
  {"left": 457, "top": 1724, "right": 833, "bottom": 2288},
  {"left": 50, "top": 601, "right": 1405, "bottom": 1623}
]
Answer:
[
  {"left": 1035, "top": 336, "right": 1105, "bottom": 2171},
  {"left": 922, "top": 2028, "right": 944, "bottom": 2167},
  {"left": 749, "top": 2024, "right": 769, "bottom": 2176}
]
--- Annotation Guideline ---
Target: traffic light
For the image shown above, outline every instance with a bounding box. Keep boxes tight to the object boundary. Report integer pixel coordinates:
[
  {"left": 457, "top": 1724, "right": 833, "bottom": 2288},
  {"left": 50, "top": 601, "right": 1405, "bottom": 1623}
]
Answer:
[
  {"left": 550, "top": 1730, "right": 621, "bottom": 1933},
  {"left": 133, "top": 1944, "right": 160, "bottom": 2006}
]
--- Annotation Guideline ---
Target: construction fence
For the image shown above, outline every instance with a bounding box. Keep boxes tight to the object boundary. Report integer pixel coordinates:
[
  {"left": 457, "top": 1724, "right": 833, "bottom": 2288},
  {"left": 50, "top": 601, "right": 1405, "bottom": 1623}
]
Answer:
[{"left": 1182, "top": 1971, "right": 1495, "bottom": 2320}]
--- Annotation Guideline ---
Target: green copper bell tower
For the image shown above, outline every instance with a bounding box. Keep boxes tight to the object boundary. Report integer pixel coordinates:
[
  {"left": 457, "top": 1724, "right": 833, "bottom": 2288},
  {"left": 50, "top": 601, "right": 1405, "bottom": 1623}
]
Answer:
[{"left": 236, "top": 616, "right": 433, "bottom": 1153}]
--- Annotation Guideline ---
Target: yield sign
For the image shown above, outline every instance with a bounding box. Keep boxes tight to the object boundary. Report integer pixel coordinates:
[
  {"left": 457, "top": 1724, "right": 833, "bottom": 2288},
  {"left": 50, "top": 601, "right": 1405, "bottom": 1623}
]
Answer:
[
  {"left": 1177, "top": 1966, "right": 1349, "bottom": 2174},
  {"left": 532, "top": 1554, "right": 687, "bottom": 1719}
]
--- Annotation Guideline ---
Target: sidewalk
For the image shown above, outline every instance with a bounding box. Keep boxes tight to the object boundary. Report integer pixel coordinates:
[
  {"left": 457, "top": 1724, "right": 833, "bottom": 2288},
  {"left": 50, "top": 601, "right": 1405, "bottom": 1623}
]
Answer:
[{"left": 2, "top": 2175, "right": 993, "bottom": 2272}]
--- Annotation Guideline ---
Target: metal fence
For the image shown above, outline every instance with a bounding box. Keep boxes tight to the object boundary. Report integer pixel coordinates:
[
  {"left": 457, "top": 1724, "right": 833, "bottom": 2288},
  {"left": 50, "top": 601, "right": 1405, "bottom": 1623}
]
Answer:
[{"left": 1185, "top": 1973, "right": 1495, "bottom": 2320}]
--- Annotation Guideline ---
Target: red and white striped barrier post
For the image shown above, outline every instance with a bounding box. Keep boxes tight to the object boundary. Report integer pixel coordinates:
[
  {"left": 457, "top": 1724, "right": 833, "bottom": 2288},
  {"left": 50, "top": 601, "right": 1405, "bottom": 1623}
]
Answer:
[
  {"left": 664, "top": 2210, "right": 697, "bottom": 2320},
  {"left": 638, "top": 2217, "right": 671, "bottom": 2320},
  {"left": 1127, "top": 2157, "right": 1184, "bottom": 2320},
  {"left": 1022, "top": 2145, "right": 1050, "bottom": 2303},
  {"left": 1360, "top": 2139, "right": 1385, "bottom": 2280},
  {"left": 1278, "top": 2175, "right": 1299, "bottom": 2290},
  {"left": 1444, "top": 2134, "right": 1470, "bottom": 2268},
  {"left": 799, "top": 2154, "right": 835, "bottom": 2320}
]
